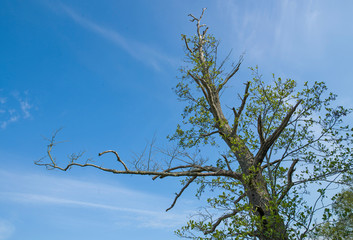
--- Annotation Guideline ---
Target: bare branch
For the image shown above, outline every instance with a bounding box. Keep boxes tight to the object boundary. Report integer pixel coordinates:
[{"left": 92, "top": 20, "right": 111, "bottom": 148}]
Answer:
[
  {"left": 202, "top": 27, "right": 209, "bottom": 39},
  {"left": 192, "top": 130, "right": 221, "bottom": 145},
  {"left": 36, "top": 160, "right": 244, "bottom": 179},
  {"left": 217, "top": 55, "right": 243, "bottom": 92},
  {"left": 254, "top": 100, "right": 302, "bottom": 165},
  {"left": 222, "top": 154, "right": 233, "bottom": 171},
  {"left": 152, "top": 164, "right": 196, "bottom": 180},
  {"left": 182, "top": 35, "right": 193, "bottom": 54},
  {"left": 37, "top": 137, "right": 243, "bottom": 181},
  {"left": 166, "top": 176, "right": 197, "bottom": 212},
  {"left": 232, "top": 82, "right": 250, "bottom": 134},
  {"left": 99, "top": 150, "right": 129, "bottom": 171}
]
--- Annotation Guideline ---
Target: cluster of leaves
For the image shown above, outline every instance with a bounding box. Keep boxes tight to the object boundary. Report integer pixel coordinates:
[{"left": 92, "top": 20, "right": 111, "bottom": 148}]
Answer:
[{"left": 313, "top": 187, "right": 353, "bottom": 239}]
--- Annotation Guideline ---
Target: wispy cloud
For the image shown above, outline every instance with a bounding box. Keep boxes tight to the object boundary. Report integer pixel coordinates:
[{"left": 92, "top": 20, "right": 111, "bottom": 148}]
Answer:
[
  {"left": 0, "top": 116, "right": 19, "bottom": 129},
  {"left": 56, "top": 3, "right": 176, "bottom": 71},
  {"left": 216, "top": 0, "right": 326, "bottom": 65},
  {"left": 0, "top": 219, "right": 15, "bottom": 240},
  {"left": 0, "top": 169, "right": 193, "bottom": 229},
  {"left": 2, "top": 192, "right": 186, "bottom": 229},
  {"left": 0, "top": 91, "right": 33, "bottom": 129}
]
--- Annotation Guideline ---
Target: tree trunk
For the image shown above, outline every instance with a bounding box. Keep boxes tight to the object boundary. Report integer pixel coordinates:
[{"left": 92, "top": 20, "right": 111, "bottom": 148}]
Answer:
[{"left": 246, "top": 173, "right": 288, "bottom": 240}]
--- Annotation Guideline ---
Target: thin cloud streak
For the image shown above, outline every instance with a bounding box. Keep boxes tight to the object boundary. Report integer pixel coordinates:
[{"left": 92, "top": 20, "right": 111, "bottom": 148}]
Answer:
[
  {"left": 0, "top": 170, "right": 192, "bottom": 229},
  {"left": 3, "top": 192, "right": 163, "bottom": 216},
  {"left": 58, "top": 3, "right": 177, "bottom": 71},
  {"left": 0, "top": 191, "right": 188, "bottom": 229}
]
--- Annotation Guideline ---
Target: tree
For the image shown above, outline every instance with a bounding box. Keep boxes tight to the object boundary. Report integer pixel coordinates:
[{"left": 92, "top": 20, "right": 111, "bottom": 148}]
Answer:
[
  {"left": 313, "top": 186, "right": 353, "bottom": 239},
  {"left": 36, "top": 9, "right": 353, "bottom": 240}
]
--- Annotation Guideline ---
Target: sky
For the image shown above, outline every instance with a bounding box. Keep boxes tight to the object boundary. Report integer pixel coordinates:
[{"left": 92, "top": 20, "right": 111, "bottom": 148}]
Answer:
[{"left": 1, "top": 0, "right": 353, "bottom": 239}]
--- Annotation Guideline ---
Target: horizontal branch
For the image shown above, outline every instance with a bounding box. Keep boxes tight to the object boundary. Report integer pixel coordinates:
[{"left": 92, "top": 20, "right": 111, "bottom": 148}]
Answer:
[
  {"left": 293, "top": 166, "right": 353, "bottom": 186},
  {"left": 36, "top": 161, "right": 244, "bottom": 179}
]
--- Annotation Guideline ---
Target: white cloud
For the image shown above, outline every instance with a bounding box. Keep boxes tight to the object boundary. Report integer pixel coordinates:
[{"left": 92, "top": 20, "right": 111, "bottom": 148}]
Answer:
[
  {"left": 19, "top": 99, "right": 32, "bottom": 119},
  {"left": 0, "top": 116, "right": 19, "bottom": 129},
  {"left": 0, "top": 91, "right": 33, "bottom": 129},
  {"left": 2, "top": 192, "right": 187, "bottom": 229},
  {"left": 57, "top": 3, "right": 176, "bottom": 71},
  {"left": 216, "top": 0, "right": 326, "bottom": 65},
  {"left": 0, "top": 220, "right": 14, "bottom": 240}
]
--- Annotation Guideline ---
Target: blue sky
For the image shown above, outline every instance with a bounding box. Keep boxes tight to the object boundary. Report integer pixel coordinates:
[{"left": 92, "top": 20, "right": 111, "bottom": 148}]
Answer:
[{"left": 1, "top": 0, "right": 353, "bottom": 239}]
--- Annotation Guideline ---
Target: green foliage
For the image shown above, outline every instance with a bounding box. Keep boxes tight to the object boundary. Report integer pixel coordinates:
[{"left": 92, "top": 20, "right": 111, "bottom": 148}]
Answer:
[
  {"left": 313, "top": 187, "right": 353, "bottom": 239},
  {"left": 171, "top": 20, "right": 353, "bottom": 239}
]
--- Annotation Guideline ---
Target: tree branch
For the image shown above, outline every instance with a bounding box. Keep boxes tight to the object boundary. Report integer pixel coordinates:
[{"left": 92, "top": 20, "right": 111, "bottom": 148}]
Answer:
[
  {"left": 254, "top": 100, "right": 302, "bottom": 165},
  {"left": 188, "top": 71, "right": 210, "bottom": 100},
  {"left": 217, "top": 55, "right": 243, "bottom": 92},
  {"left": 152, "top": 164, "right": 196, "bottom": 180},
  {"left": 277, "top": 159, "right": 299, "bottom": 203},
  {"left": 182, "top": 35, "right": 194, "bottom": 54},
  {"left": 222, "top": 154, "right": 233, "bottom": 171},
  {"left": 166, "top": 176, "right": 197, "bottom": 212},
  {"left": 204, "top": 209, "right": 242, "bottom": 234},
  {"left": 36, "top": 139, "right": 243, "bottom": 181},
  {"left": 232, "top": 82, "right": 250, "bottom": 134},
  {"left": 257, "top": 115, "right": 265, "bottom": 145},
  {"left": 99, "top": 150, "right": 129, "bottom": 171}
]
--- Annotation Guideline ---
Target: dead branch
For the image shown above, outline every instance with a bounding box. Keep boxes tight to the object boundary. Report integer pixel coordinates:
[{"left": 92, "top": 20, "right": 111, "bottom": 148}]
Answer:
[
  {"left": 166, "top": 176, "right": 197, "bottom": 212},
  {"left": 36, "top": 136, "right": 243, "bottom": 181},
  {"left": 232, "top": 82, "right": 250, "bottom": 134},
  {"left": 254, "top": 100, "right": 302, "bottom": 165},
  {"left": 99, "top": 150, "right": 129, "bottom": 171},
  {"left": 152, "top": 164, "right": 196, "bottom": 180},
  {"left": 182, "top": 35, "right": 194, "bottom": 54},
  {"left": 217, "top": 55, "right": 243, "bottom": 92}
]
